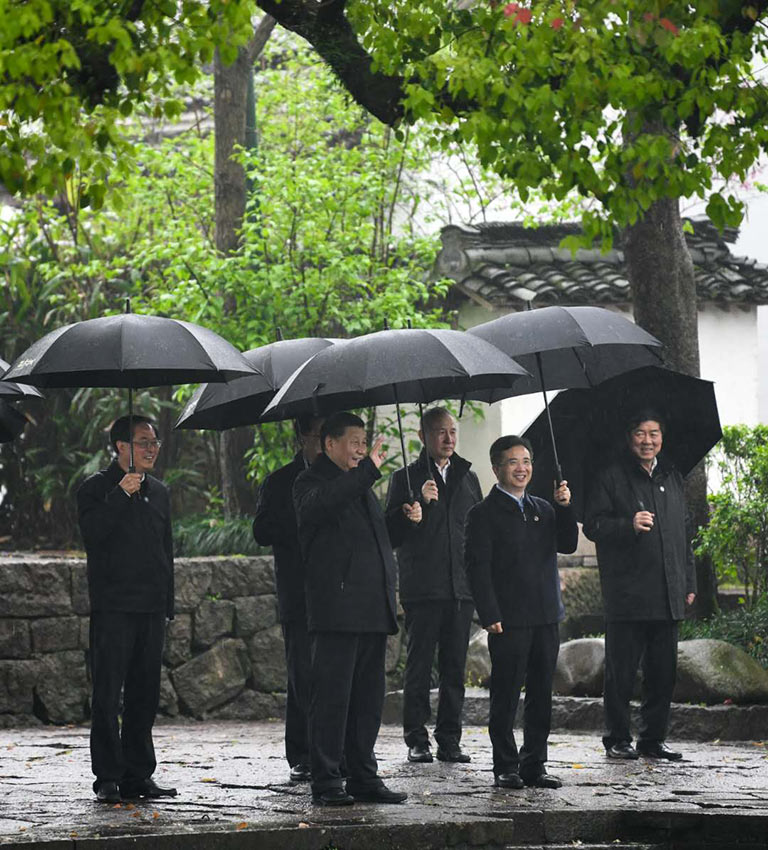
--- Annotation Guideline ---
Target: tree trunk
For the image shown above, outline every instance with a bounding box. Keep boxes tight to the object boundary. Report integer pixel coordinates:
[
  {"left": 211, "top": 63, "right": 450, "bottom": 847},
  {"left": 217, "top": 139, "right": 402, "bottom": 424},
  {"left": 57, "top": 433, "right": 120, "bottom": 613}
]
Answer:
[
  {"left": 213, "top": 15, "right": 275, "bottom": 518},
  {"left": 623, "top": 198, "right": 718, "bottom": 617}
]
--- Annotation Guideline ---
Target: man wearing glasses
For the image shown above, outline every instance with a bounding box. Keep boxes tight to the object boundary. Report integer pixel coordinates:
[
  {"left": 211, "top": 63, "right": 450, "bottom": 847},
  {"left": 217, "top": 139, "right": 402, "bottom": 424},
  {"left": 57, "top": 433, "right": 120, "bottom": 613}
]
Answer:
[
  {"left": 252, "top": 414, "right": 324, "bottom": 783},
  {"left": 78, "top": 415, "right": 176, "bottom": 804},
  {"left": 465, "top": 435, "right": 577, "bottom": 790}
]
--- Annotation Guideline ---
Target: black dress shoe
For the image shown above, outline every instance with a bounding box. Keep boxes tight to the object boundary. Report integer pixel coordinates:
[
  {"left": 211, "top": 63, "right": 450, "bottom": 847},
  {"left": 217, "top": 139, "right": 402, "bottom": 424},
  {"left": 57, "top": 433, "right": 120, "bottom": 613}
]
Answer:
[
  {"left": 289, "top": 763, "right": 312, "bottom": 782},
  {"left": 96, "top": 781, "right": 121, "bottom": 803},
  {"left": 606, "top": 742, "right": 640, "bottom": 760},
  {"left": 121, "top": 777, "right": 178, "bottom": 799},
  {"left": 407, "top": 744, "right": 433, "bottom": 763},
  {"left": 494, "top": 772, "right": 524, "bottom": 789},
  {"left": 348, "top": 784, "right": 407, "bottom": 804},
  {"left": 436, "top": 746, "right": 471, "bottom": 763},
  {"left": 312, "top": 788, "right": 355, "bottom": 806},
  {"left": 522, "top": 772, "right": 562, "bottom": 789},
  {"left": 637, "top": 742, "right": 683, "bottom": 760}
]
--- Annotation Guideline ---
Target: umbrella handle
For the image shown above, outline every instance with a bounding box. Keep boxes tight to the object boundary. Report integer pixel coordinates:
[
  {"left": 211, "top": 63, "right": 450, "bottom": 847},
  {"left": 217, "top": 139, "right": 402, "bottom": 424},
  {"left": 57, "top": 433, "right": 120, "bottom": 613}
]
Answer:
[
  {"left": 535, "top": 351, "right": 563, "bottom": 485},
  {"left": 394, "top": 397, "right": 414, "bottom": 503},
  {"left": 128, "top": 386, "right": 135, "bottom": 474},
  {"left": 418, "top": 402, "right": 434, "bottom": 483}
]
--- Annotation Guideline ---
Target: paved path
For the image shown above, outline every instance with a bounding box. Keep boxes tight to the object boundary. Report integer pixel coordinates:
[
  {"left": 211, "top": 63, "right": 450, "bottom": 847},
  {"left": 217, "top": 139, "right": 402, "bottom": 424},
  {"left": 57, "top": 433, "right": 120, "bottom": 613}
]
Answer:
[{"left": 0, "top": 722, "right": 766, "bottom": 848}]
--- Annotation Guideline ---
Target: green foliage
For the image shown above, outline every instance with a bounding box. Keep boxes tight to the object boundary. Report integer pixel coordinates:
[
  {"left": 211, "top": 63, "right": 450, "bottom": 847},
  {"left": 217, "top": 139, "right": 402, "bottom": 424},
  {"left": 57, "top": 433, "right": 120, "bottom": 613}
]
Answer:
[
  {"left": 696, "top": 425, "right": 768, "bottom": 605},
  {"left": 351, "top": 0, "right": 768, "bottom": 241},
  {"left": 173, "top": 515, "right": 264, "bottom": 557},
  {"left": 0, "top": 0, "right": 255, "bottom": 197},
  {"left": 680, "top": 595, "right": 768, "bottom": 669}
]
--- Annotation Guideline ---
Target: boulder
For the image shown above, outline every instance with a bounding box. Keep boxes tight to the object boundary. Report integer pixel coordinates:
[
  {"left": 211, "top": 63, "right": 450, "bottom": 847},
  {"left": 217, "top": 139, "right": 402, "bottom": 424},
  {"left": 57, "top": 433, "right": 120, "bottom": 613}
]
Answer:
[
  {"left": 35, "top": 650, "right": 89, "bottom": 724},
  {"left": 209, "top": 689, "right": 286, "bottom": 721},
  {"left": 174, "top": 561, "right": 213, "bottom": 613},
  {"left": 465, "top": 627, "right": 491, "bottom": 688},
  {"left": 0, "top": 659, "right": 39, "bottom": 714},
  {"left": 158, "top": 667, "right": 179, "bottom": 717},
  {"left": 0, "top": 619, "right": 31, "bottom": 659},
  {"left": 0, "top": 561, "right": 72, "bottom": 616},
  {"left": 193, "top": 599, "right": 236, "bottom": 649},
  {"left": 233, "top": 596, "right": 278, "bottom": 637},
  {"left": 70, "top": 563, "right": 90, "bottom": 615},
  {"left": 164, "top": 614, "right": 192, "bottom": 668},
  {"left": 171, "top": 638, "right": 250, "bottom": 717},
  {"left": 30, "top": 616, "right": 81, "bottom": 653},
  {"left": 553, "top": 638, "right": 605, "bottom": 697},
  {"left": 386, "top": 629, "right": 403, "bottom": 675},
  {"left": 674, "top": 639, "right": 768, "bottom": 705},
  {"left": 247, "top": 625, "right": 287, "bottom": 692}
]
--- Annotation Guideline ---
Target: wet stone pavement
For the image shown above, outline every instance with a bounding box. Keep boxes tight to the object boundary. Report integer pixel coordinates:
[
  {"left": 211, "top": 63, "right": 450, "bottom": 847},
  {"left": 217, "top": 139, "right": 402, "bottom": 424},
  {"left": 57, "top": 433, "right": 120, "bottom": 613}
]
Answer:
[{"left": 0, "top": 721, "right": 767, "bottom": 849}]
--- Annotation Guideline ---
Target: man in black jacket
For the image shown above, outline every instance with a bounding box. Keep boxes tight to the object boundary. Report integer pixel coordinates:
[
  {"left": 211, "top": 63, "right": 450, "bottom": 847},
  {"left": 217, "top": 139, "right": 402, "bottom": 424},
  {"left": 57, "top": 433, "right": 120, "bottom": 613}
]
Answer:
[
  {"left": 583, "top": 411, "right": 696, "bottom": 762},
  {"left": 77, "top": 415, "right": 177, "bottom": 804},
  {"left": 385, "top": 407, "right": 481, "bottom": 764},
  {"left": 466, "top": 435, "right": 577, "bottom": 789},
  {"left": 252, "top": 414, "right": 323, "bottom": 783},
  {"left": 294, "top": 411, "right": 420, "bottom": 806}
]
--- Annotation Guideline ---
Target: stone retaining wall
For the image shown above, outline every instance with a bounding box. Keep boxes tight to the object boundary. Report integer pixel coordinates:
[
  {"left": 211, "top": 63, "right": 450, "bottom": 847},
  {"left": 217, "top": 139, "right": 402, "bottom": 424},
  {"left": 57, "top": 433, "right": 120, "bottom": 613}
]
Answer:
[{"left": 0, "top": 555, "right": 600, "bottom": 728}]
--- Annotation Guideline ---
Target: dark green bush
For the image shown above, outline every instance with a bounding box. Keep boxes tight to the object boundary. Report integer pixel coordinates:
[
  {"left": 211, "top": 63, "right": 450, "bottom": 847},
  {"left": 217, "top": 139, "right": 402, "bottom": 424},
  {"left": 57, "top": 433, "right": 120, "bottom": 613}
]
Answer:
[
  {"left": 173, "top": 515, "right": 267, "bottom": 557},
  {"left": 680, "top": 595, "right": 768, "bottom": 669}
]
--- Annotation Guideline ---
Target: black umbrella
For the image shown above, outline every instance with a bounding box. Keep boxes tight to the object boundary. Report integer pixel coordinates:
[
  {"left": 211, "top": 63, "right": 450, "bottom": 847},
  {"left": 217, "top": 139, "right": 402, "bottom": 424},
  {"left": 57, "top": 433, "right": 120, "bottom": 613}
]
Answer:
[
  {"left": 262, "top": 327, "right": 530, "bottom": 498},
  {"left": 0, "top": 399, "right": 27, "bottom": 443},
  {"left": 467, "top": 305, "right": 663, "bottom": 480},
  {"left": 523, "top": 366, "right": 722, "bottom": 520},
  {"left": 4, "top": 303, "right": 256, "bottom": 469},
  {"left": 0, "top": 358, "right": 44, "bottom": 400},
  {"left": 175, "top": 337, "right": 337, "bottom": 431}
]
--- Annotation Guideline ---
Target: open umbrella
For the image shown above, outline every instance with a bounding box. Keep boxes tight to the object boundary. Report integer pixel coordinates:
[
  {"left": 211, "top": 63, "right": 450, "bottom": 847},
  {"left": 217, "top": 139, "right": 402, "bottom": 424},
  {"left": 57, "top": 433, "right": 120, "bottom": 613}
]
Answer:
[
  {"left": 0, "top": 399, "right": 27, "bottom": 443},
  {"left": 523, "top": 366, "right": 722, "bottom": 520},
  {"left": 175, "top": 337, "right": 336, "bottom": 431},
  {"left": 3, "top": 302, "right": 257, "bottom": 470},
  {"left": 467, "top": 305, "right": 663, "bottom": 480},
  {"left": 262, "top": 327, "right": 530, "bottom": 499},
  {"left": 0, "top": 358, "right": 44, "bottom": 400}
]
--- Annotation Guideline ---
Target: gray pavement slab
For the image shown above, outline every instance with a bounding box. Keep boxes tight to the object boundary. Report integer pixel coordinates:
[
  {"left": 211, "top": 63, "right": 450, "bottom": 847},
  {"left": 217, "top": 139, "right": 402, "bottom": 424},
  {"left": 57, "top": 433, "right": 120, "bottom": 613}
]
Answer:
[{"left": 0, "top": 721, "right": 767, "bottom": 849}]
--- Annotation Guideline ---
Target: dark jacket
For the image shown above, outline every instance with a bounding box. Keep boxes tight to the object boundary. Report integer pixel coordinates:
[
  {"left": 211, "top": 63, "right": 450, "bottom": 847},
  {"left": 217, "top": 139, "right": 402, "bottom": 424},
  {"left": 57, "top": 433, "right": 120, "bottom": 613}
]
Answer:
[
  {"left": 294, "top": 453, "right": 406, "bottom": 634},
  {"left": 465, "top": 487, "right": 578, "bottom": 629},
  {"left": 252, "top": 452, "right": 308, "bottom": 624},
  {"left": 385, "top": 449, "right": 481, "bottom": 604},
  {"left": 77, "top": 460, "right": 174, "bottom": 619},
  {"left": 582, "top": 454, "right": 696, "bottom": 622}
]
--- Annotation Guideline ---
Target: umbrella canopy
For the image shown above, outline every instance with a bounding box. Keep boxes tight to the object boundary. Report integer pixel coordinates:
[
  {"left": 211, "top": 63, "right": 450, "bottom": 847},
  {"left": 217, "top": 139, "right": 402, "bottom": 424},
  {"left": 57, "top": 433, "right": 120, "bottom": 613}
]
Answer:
[
  {"left": 3, "top": 313, "right": 256, "bottom": 389},
  {"left": 261, "top": 327, "right": 530, "bottom": 420},
  {"left": 176, "top": 337, "right": 337, "bottom": 431},
  {"left": 523, "top": 366, "right": 722, "bottom": 520},
  {"left": 0, "top": 399, "right": 27, "bottom": 442},
  {"left": 466, "top": 305, "right": 663, "bottom": 394},
  {"left": 0, "top": 358, "right": 44, "bottom": 400}
]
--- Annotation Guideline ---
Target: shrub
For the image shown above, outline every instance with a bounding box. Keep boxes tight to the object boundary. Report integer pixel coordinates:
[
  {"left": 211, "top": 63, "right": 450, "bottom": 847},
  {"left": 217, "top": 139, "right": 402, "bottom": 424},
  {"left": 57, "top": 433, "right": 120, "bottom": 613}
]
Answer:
[
  {"left": 679, "top": 595, "right": 768, "bottom": 669},
  {"left": 173, "top": 515, "right": 267, "bottom": 557}
]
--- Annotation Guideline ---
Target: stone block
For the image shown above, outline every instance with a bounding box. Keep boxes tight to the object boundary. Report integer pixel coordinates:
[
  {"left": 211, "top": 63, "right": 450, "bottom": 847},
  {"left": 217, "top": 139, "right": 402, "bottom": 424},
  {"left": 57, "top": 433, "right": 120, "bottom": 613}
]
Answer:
[
  {"left": 70, "top": 563, "right": 90, "bottom": 615},
  {"left": 171, "top": 638, "right": 249, "bottom": 717},
  {"left": 30, "top": 617, "right": 81, "bottom": 653},
  {"left": 465, "top": 626, "right": 491, "bottom": 688},
  {"left": 0, "top": 561, "right": 73, "bottom": 616},
  {"left": 0, "top": 619, "right": 31, "bottom": 659},
  {"left": 193, "top": 599, "right": 236, "bottom": 649},
  {"left": 174, "top": 560, "right": 213, "bottom": 613},
  {"left": 0, "top": 659, "right": 39, "bottom": 714},
  {"left": 209, "top": 689, "right": 286, "bottom": 721},
  {"left": 164, "top": 614, "right": 192, "bottom": 668},
  {"left": 386, "top": 629, "right": 403, "bottom": 675},
  {"left": 553, "top": 637, "right": 605, "bottom": 697},
  {"left": 214, "top": 557, "right": 276, "bottom": 598},
  {"left": 233, "top": 596, "right": 278, "bottom": 637},
  {"left": 247, "top": 625, "right": 287, "bottom": 692},
  {"left": 35, "top": 651, "right": 89, "bottom": 724},
  {"left": 79, "top": 617, "right": 90, "bottom": 650},
  {"left": 159, "top": 667, "right": 179, "bottom": 717},
  {"left": 560, "top": 567, "right": 604, "bottom": 620},
  {"left": 674, "top": 638, "right": 768, "bottom": 705}
]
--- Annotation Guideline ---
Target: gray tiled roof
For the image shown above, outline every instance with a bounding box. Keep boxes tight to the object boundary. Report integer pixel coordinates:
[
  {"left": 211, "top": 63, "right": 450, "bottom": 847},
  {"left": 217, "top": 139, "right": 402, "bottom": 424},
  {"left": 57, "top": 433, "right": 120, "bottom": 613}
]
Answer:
[{"left": 435, "top": 216, "right": 768, "bottom": 307}]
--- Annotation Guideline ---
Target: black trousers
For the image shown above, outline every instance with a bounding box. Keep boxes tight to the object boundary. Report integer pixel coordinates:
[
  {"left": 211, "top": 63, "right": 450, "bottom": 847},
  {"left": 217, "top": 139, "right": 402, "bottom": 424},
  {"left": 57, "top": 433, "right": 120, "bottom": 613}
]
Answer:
[
  {"left": 282, "top": 619, "right": 311, "bottom": 768},
  {"left": 89, "top": 610, "right": 166, "bottom": 790},
  {"left": 309, "top": 631, "right": 387, "bottom": 796},
  {"left": 487, "top": 623, "right": 559, "bottom": 779},
  {"left": 402, "top": 599, "right": 474, "bottom": 749},
  {"left": 603, "top": 619, "right": 678, "bottom": 750}
]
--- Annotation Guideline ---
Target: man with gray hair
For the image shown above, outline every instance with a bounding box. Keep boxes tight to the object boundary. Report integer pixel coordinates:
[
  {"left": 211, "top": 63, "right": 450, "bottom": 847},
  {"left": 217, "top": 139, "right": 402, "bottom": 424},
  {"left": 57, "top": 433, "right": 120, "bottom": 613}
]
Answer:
[{"left": 386, "top": 406, "right": 481, "bottom": 764}]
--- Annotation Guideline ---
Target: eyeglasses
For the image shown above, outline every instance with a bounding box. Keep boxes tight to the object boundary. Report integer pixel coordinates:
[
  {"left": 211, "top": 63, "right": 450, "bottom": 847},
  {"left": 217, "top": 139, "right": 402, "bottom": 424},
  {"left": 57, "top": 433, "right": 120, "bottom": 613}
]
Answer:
[{"left": 132, "top": 439, "right": 162, "bottom": 451}]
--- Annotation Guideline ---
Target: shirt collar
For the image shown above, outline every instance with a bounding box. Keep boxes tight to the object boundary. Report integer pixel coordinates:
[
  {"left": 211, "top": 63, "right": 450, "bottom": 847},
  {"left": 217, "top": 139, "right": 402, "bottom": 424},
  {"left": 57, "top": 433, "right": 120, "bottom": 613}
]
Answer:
[
  {"left": 495, "top": 483, "right": 528, "bottom": 511},
  {"left": 433, "top": 457, "right": 451, "bottom": 483}
]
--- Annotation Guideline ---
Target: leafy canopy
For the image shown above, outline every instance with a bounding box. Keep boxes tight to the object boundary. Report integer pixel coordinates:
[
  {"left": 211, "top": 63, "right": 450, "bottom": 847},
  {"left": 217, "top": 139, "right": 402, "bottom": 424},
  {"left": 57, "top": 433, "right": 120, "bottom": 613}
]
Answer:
[
  {"left": 351, "top": 0, "right": 768, "bottom": 242},
  {"left": 0, "top": 0, "right": 254, "bottom": 198}
]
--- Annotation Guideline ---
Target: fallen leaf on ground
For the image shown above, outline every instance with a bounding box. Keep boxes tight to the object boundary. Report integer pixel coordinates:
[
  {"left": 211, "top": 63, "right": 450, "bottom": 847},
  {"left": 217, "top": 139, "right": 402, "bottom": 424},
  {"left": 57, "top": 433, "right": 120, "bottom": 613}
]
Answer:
[{"left": 236, "top": 822, "right": 248, "bottom": 830}]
